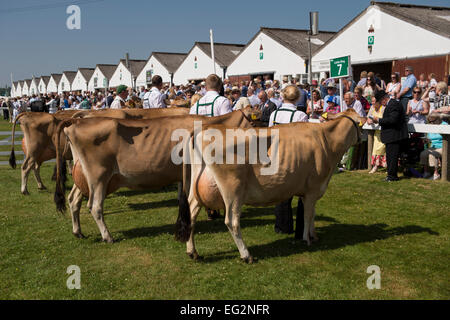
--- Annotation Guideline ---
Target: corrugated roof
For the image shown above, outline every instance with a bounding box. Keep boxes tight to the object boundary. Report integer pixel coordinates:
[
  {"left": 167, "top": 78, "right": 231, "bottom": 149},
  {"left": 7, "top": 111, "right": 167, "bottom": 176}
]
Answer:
[
  {"left": 24, "top": 79, "right": 31, "bottom": 87},
  {"left": 40, "top": 76, "right": 50, "bottom": 85},
  {"left": 372, "top": 1, "right": 450, "bottom": 39},
  {"left": 195, "top": 42, "right": 245, "bottom": 67},
  {"left": 119, "top": 59, "right": 147, "bottom": 77},
  {"left": 78, "top": 68, "right": 95, "bottom": 81},
  {"left": 62, "top": 71, "right": 77, "bottom": 84},
  {"left": 96, "top": 64, "right": 117, "bottom": 80},
  {"left": 260, "top": 27, "right": 336, "bottom": 58},
  {"left": 152, "top": 52, "right": 187, "bottom": 73},
  {"left": 51, "top": 74, "right": 62, "bottom": 84}
]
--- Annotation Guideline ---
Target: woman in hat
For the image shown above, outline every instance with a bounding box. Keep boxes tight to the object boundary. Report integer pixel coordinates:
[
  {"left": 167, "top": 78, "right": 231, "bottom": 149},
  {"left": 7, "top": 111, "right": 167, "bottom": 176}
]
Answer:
[{"left": 324, "top": 96, "right": 340, "bottom": 114}]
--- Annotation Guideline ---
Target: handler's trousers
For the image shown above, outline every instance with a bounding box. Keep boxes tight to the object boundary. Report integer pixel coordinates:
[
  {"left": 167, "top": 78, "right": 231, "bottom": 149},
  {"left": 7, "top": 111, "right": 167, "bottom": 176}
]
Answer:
[{"left": 274, "top": 197, "right": 304, "bottom": 239}]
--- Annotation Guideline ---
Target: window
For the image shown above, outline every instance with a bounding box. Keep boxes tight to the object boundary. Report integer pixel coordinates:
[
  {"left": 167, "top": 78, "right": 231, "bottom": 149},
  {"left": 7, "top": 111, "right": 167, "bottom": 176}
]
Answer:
[{"left": 94, "top": 77, "right": 98, "bottom": 87}]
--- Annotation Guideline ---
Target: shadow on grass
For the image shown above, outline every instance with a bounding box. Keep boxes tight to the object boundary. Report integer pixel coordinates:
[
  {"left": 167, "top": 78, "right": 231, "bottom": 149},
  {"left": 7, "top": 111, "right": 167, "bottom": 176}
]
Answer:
[
  {"left": 112, "top": 184, "right": 178, "bottom": 198},
  {"left": 199, "top": 223, "right": 439, "bottom": 263},
  {"left": 127, "top": 199, "right": 178, "bottom": 211}
]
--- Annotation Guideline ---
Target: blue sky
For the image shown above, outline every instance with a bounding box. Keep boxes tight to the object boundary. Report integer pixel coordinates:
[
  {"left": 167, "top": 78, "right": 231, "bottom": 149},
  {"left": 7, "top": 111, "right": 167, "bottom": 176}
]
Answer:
[{"left": 1, "top": 0, "right": 448, "bottom": 86}]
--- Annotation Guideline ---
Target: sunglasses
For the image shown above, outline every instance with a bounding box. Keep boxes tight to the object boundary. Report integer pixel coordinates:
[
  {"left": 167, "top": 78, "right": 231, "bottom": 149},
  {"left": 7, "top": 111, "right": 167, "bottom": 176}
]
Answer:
[{"left": 413, "top": 91, "right": 421, "bottom": 94}]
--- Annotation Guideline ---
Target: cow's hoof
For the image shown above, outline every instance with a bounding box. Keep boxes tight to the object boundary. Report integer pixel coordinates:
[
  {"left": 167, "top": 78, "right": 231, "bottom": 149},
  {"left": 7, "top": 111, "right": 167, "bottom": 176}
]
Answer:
[
  {"left": 21, "top": 190, "right": 30, "bottom": 196},
  {"left": 73, "top": 232, "right": 86, "bottom": 239},
  {"left": 102, "top": 238, "right": 114, "bottom": 244},
  {"left": 241, "top": 256, "right": 255, "bottom": 264},
  {"left": 188, "top": 251, "right": 203, "bottom": 261},
  {"left": 38, "top": 185, "right": 47, "bottom": 190}
]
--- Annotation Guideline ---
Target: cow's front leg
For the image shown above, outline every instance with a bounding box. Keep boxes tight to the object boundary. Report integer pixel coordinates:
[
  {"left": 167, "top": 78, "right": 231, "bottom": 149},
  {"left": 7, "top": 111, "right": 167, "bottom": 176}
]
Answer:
[
  {"left": 302, "top": 197, "right": 315, "bottom": 246},
  {"left": 309, "top": 206, "right": 319, "bottom": 242},
  {"left": 33, "top": 162, "right": 46, "bottom": 190}
]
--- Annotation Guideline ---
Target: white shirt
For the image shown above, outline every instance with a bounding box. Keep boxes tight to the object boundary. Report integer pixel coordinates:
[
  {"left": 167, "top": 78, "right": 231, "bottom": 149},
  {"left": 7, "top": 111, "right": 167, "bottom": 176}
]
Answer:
[
  {"left": 142, "top": 91, "right": 151, "bottom": 109},
  {"left": 341, "top": 99, "right": 366, "bottom": 117},
  {"left": 248, "top": 94, "right": 261, "bottom": 107},
  {"left": 148, "top": 87, "right": 166, "bottom": 109},
  {"left": 269, "top": 103, "right": 308, "bottom": 127},
  {"left": 189, "top": 90, "right": 232, "bottom": 117},
  {"left": 110, "top": 96, "right": 125, "bottom": 109}
]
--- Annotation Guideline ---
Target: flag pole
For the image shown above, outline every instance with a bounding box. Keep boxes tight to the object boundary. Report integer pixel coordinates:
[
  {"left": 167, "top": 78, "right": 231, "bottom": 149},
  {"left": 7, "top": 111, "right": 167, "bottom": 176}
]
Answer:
[{"left": 210, "top": 29, "right": 216, "bottom": 75}]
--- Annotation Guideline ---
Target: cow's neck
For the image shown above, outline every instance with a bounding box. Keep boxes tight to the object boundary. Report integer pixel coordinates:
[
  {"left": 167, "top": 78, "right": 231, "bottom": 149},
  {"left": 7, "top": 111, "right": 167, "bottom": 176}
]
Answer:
[
  {"left": 208, "top": 110, "right": 250, "bottom": 128},
  {"left": 323, "top": 117, "right": 357, "bottom": 162}
]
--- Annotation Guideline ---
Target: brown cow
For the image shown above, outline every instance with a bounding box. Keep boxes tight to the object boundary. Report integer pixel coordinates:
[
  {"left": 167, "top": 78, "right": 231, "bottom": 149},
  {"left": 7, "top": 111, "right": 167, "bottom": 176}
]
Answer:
[
  {"left": 71, "top": 107, "right": 189, "bottom": 119},
  {"left": 179, "top": 109, "right": 365, "bottom": 262},
  {"left": 54, "top": 108, "right": 256, "bottom": 242},
  {"left": 9, "top": 110, "right": 78, "bottom": 194}
]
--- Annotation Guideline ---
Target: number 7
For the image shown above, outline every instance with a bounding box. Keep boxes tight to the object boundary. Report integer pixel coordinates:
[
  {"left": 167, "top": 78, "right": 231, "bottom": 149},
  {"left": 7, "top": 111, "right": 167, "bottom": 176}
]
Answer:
[{"left": 337, "top": 63, "right": 342, "bottom": 75}]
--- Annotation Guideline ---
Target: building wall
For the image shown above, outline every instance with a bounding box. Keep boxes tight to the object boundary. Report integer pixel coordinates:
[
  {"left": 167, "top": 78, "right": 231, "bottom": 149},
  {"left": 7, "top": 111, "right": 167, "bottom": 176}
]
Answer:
[
  {"left": 313, "top": 6, "right": 450, "bottom": 66},
  {"left": 173, "top": 46, "right": 222, "bottom": 85},
  {"left": 227, "top": 32, "right": 306, "bottom": 82},
  {"left": 136, "top": 56, "right": 172, "bottom": 87},
  {"left": 22, "top": 83, "right": 29, "bottom": 96},
  {"left": 47, "top": 78, "right": 58, "bottom": 93},
  {"left": 38, "top": 80, "right": 47, "bottom": 95},
  {"left": 15, "top": 84, "right": 22, "bottom": 97},
  {"left": 29, "top": 80, "right": 39, "bottom": 95},
  {"left": 109, "top": 62, "right": 133, "bottom": 88},
  {"left": 58, "top": 75, "right": 72, "bottom": 93},
  {"left": 88, "top": 68, "right": 108, "bottom": 91},
  {"left": 72, "top": 71, "right": 89, "bottom": 92},
  {"left": 392, "top": 54, "right": 449, "bottom": 83}
]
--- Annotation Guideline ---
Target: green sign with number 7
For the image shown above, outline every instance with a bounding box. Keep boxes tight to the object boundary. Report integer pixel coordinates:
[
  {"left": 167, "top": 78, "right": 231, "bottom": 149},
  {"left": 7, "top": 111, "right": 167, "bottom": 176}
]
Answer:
[{"left": 330, "top": 56, "right": 350, "bottom": 78}]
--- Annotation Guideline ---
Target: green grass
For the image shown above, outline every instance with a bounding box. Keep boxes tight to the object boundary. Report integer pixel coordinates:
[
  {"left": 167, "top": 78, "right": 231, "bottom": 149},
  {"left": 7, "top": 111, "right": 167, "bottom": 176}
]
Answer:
[{"left": 0, "top": 119, "right": 449, "bottom": 300}]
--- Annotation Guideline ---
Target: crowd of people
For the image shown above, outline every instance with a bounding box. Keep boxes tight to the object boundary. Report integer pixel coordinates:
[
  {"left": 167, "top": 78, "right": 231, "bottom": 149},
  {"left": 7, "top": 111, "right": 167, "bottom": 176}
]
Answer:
[{"left": 2, "top": 66, "right": 449, "bottom": 182}]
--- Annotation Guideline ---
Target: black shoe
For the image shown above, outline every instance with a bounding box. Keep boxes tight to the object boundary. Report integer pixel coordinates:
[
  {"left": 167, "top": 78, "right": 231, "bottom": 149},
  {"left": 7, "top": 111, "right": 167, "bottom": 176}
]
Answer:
[
  {"left": 384, "top": 177, "right": 399, "bottom": 182},
  {"left": 274, "top": 226, "right": 294, "bottom": 234}
]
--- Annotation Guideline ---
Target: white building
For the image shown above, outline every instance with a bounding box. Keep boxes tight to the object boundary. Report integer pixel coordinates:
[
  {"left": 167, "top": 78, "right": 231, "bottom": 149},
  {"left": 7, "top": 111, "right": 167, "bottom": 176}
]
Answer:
[
  {"left": 15, "top": 81, "right": 22, "bottom": 97},
  {"left": 72, "top": 68, "right": 95, "bottom": 93},
  {"left": 312, "top": 1, "right": 450, "bottom": 83},
  {"left": 47, "top": 74, "right": 62, "bottom": 94},
  {"left": 38, "top": 76, "right": 50, "bottom": 95},
  {"left": 11, "top": 82, "right": 17, "bottom": 97},
  {"left": 173, "top": 42, "right": 245, "bottom": 85},
  {"left": 136, "top": 52, "right": 187, "bottom": 87},
  {"left": 58, "top": 71, "right": 77, "bottom": 94},
  {"left": 87, "top": 64, "right": 116, "bottom": 92},
  {"left": 29, "top": 77, "right": 40, "bottom": 95},
  {"left": 22, "top": 80, "right": 31, "bottom": 96},
  {"left": 227, "top": 27, "right": 335, "bottom": 83},
  {"left": 109, "top": 59, "right": 147, "bottom": 89}
]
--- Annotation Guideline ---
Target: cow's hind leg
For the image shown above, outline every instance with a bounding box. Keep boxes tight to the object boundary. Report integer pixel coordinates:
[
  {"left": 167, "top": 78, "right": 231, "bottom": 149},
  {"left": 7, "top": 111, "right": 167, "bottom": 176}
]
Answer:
[
  {"left": 186, "top": 192, "right": 202, "bottom": 260},
  {"left": 33, "top": 162, "right": 46, "bottom": 190},
  {"left": 309, "top": 206, "right": 319, "bottom": 242},
  {"left": 20, "top": 158, "right": 33, "bottom": 195},
  {"left": 224, "top": 200, "right": 252, "bottom": 263},
  {"left": 302, "top": 197, "right": 316, "bottom": 246},
  {"left": 89, "top": 182, "right": 113, "bottom": 243},
  {"left": 68, "top": 185, "right": 85, "bottom": 239}
]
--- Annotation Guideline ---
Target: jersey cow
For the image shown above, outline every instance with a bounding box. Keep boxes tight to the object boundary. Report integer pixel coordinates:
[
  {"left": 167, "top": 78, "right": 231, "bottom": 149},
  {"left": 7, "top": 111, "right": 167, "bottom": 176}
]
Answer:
[
  {"left": 179, "top": 109, "right": 365, "bottom": 263},
  {"left": 9, "top": 110, "right": 78, "bottom": 194},
  {"left": 54, "top": 108, "right": 256, "bottom": 243}
]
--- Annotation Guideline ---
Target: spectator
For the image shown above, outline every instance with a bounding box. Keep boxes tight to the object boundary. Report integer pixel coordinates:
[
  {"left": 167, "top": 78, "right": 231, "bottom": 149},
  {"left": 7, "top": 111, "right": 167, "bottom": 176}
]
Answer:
[
  {"left": 267, "top": 88, "right": 282, "bottom": 109},
  {"left": 295, "top": 83, "right": 308, "bottom": 113},
  {"left": 324, "top": 96, "right": 340, "bottom": 114},
  {"left": 110, "top": 85, "right": 128, "bottom": 109},
  {"left": 397, "top": 66, "right": 417, "bottom": 113},
  {"left": 376, "top": 73, "right": 387, "bottom": 90},
  {"left": 258, "top": 90, "right": 277, "bottom": 125},
  {"left": 247, "top": 87, "right": 260, "bottom": 107},
  {"left": 420, "top": 114, "right": 447, "bottom": 180},
  {"left": 231, "top": 87, "right": 250, "bottom": 110},
  {"left": 386, "top": 73, "right": 401, "bottom": 99},
  {"left": 422, "top": 81, "right": 448, "bottom": 114},
  {"left": 354, "top": 86, "right": 371, "bottom": 112},
  {"left": 319, "top": 78, "right": 328, "bottom": 98},
  {"left": 417, "top": 73, "right": 428, "bottom": 91},
  {"left": 342, "top": 92, "right": 366, "bottom": 117},
  {"left": 367, "top": 90, "right": 408, "bottom": 182},
  {"left": 367, "top": 97, "right": 386, "bottom": 173},
  {"left": 306, "top": 89, "right": 324, "bottom": 119},
  {"left": 363, "top": 73, "right": 380, "bottom": 103},
  {"left": 324, "top": 82, "right": 340, "bottom": 106},
  {"left": 357, "top": 71, "right": 368, "bottom": 87},
  {"left": 428, "top": 73, "right": 437, "bottom": 88},
  {"left": 407, "top": 88, "right": 428, "bottom": 124}
]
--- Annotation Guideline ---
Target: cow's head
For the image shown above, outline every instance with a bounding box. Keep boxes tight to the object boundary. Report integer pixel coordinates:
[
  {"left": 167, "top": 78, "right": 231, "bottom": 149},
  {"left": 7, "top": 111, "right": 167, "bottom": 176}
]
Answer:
[{"left": 321, "top": 109, "right": 366, "bottom": 144}]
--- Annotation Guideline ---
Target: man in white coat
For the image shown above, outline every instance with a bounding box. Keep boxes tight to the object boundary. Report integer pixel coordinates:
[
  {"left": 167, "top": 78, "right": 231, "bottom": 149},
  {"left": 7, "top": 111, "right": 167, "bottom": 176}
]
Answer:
[{"left": 148, "top": 75, "right": 166, "bottom": 109}]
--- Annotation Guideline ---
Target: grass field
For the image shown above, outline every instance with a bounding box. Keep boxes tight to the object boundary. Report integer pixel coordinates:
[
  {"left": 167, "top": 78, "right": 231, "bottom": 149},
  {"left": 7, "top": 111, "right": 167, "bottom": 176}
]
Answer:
[{"left": 0, "top": 119, "right": 449, "bottom": 299}]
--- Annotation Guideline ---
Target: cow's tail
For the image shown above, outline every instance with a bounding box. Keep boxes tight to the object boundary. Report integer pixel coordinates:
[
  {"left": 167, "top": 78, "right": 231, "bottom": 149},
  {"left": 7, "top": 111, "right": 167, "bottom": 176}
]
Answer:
[
  {"left": 174, "top": 133, "right": 194, "bottom": 242},
  {"left": 54, "top": 118, "right": 76, "bottom": 213},
  {"left": 9, "top": 112, "right": 26, "bottom": 169}
]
